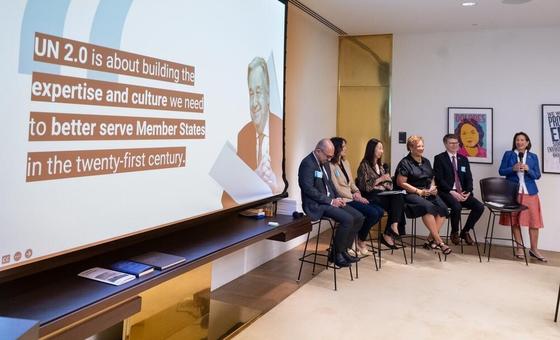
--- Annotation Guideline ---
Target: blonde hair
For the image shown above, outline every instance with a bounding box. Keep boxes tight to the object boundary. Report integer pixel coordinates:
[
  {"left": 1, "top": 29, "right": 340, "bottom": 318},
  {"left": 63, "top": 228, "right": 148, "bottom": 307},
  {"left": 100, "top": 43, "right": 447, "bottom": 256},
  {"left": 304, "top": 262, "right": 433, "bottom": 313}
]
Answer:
[{"left": 406, "top": 135, "right": 424, "bottom": 151}]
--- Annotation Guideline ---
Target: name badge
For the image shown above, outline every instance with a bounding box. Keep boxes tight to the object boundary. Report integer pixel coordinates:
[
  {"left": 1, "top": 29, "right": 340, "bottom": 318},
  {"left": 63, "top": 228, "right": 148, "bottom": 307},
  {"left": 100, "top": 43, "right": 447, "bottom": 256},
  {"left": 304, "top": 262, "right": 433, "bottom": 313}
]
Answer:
[
  {"left": 460, "top": 166, "right": 466, "bottom": 172},
  {"left": 314, "top": 170, "right": 323, "bottom": 178},
  {"left": 335, "top": 169, "right": 340, "bottom": 177}
]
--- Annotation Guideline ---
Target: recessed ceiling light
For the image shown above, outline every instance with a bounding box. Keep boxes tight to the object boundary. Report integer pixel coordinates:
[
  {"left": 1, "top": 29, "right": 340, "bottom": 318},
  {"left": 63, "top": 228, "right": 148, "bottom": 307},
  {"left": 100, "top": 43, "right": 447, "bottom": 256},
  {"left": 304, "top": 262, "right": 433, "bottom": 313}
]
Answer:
[
  {"left": 462, "top": 2, "right": 477, "bottom": 7},
  {"left": 502, "top": 0, "right": 532, "bottom": 4}
]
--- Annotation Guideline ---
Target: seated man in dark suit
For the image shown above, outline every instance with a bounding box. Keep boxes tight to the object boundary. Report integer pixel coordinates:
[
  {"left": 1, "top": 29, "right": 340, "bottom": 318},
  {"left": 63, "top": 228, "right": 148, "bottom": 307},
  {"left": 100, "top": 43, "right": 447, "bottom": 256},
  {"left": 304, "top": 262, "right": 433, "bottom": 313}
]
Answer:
[
  {"left": 433, "top": 134, "right": 485, "bottom": 245},
  {"left": 298, "top": 138, "right": 364, "bottom": 267}
]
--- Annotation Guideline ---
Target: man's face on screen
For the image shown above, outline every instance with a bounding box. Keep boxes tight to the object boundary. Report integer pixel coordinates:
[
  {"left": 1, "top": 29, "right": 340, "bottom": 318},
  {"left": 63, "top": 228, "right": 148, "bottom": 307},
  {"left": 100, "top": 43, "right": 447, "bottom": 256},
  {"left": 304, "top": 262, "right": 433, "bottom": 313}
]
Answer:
[{"left": 248, "top": 66, "right": 270, "bottom": 134}]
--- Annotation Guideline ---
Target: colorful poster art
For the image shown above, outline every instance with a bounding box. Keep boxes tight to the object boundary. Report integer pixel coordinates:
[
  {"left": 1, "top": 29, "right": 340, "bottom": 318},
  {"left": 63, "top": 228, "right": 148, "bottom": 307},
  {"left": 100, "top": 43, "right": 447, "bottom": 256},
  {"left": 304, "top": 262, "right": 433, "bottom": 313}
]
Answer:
[
  {"left": 542, "top": 104, "right": 560, "bottom": 174},
  {"left": 448, "top": 107, "right": 493, "bottom": 164}
]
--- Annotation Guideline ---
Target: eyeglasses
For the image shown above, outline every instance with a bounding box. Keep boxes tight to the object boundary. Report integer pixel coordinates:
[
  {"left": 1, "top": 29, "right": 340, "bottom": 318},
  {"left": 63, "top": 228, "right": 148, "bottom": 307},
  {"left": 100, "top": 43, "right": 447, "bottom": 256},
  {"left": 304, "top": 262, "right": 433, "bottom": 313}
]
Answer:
[{"left": 319, "top": 149, "right": 334, "bottom": 160}]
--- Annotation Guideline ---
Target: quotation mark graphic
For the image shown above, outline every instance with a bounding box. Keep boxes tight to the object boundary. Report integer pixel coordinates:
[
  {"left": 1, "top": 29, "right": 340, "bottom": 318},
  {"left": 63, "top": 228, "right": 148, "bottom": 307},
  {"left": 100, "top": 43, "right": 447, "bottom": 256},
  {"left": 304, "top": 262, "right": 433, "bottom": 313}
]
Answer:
[{"left": 1, "top": 255, "right": 10, "bottom": 264}]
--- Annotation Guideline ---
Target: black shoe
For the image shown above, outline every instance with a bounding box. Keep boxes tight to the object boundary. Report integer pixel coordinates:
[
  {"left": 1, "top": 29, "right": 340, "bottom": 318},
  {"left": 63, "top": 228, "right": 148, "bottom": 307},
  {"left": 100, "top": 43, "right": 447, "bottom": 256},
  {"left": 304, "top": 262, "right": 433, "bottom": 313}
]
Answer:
[
  {"left": 341, "top": 251, "right": 360, "bottom": 263},
  {"left": 381, "top": 235, "right": 398, "bottom": 249},
  {"left": 333, "top": 252, "right": 351, "bottom": 267},
  {"left": 529, "top": 249, "right": 548, "bottom": 262}
]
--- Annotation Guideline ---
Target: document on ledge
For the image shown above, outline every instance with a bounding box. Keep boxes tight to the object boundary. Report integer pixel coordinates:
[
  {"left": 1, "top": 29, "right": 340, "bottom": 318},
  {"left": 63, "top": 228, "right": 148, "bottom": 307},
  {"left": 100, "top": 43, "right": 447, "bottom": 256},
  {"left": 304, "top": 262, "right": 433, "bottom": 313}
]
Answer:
[
  {"left": 78, "top": 267, "right": 135, "bottom": 286},
  {"left": 209, "top": 142, "right": 273, "bottom": 204},
  {"left": 377, "top": 190, "right": 406, "bottom": 196}
]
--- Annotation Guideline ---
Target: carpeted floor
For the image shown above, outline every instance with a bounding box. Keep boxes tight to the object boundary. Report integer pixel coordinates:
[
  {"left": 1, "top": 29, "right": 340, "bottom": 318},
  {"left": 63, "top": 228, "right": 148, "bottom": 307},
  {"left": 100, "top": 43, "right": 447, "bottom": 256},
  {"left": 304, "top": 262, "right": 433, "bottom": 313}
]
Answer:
[{"left": 235, "top": 251, "right": 560, "bottom": 339}]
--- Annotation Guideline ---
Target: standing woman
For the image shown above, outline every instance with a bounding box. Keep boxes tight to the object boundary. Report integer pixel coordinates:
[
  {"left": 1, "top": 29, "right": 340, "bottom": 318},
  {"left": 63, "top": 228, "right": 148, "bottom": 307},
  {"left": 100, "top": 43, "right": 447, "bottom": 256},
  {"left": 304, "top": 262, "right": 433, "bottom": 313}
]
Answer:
[
  {"left": 396, "top": 136, "right": 451, "bottom": 254},
  {"left": 329, "top": 137, "right": 383, "bottom": 256},
  {"left": 356, "top": 138, "right": 407, "bottom": 249},
  {"left": 498, "top": 132, "right": 546, "bottom": 261}
]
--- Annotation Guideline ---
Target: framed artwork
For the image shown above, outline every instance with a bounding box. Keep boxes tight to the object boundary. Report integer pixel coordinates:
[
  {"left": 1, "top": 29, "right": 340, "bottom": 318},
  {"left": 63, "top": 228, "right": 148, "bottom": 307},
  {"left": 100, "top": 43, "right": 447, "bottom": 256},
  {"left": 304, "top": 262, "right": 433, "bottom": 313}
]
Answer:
[
  {"left": 447, "top": 107, "right": 493, "bottom": 164},
  {"left": 542, "top": 104, "right": 560, "bottom": 174}
]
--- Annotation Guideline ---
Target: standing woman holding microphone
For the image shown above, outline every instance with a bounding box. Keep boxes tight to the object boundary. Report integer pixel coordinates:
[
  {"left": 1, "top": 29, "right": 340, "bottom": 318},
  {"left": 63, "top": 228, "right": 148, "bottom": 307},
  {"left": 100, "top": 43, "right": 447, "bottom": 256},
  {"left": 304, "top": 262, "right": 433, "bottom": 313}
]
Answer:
[{"left": 499, "top": 132, "right": 547, "bottom": 262}]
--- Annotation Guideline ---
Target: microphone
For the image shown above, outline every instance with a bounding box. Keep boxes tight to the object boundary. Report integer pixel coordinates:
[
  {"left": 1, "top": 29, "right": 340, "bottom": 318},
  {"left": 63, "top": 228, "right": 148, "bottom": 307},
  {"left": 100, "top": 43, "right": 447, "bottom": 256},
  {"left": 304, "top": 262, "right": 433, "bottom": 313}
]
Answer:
[
  {"left": 382, "top": 163, "right": 390, "bottom": 174},
  {"left": 518, "top": 152, "right": 527, "bottom": 173}
]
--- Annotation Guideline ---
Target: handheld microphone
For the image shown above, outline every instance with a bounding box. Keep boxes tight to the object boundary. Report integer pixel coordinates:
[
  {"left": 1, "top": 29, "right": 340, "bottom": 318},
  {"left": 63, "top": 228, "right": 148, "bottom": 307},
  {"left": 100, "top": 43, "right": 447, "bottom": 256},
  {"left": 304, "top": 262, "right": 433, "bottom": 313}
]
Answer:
[
  {"left": 518, "top": 152, "right": 527, "bottom": 173},
  {"left": 382, "top": 163, "right": 390, "bottom": 174}
]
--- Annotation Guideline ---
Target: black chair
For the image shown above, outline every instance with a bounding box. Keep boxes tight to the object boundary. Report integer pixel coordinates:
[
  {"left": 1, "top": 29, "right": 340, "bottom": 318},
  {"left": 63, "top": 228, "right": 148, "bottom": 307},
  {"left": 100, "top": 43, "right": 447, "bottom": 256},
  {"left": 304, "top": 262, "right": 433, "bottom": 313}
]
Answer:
[
  {"left": 367, "top": 212, "right": 407, "bottom": 269},
  {"left": 479, "top": 177, "right": 529, "bottom": 265},
  {"left": 444, "top": 208, "right": 482, "bottom": 262},
  {"left": 296, "top": 217, "right": 354, "bottom": 290}
]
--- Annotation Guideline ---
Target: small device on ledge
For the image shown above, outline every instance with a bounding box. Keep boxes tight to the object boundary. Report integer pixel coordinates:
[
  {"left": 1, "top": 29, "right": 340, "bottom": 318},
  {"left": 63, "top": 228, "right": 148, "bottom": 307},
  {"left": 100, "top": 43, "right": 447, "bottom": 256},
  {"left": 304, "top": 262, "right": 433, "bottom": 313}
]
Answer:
[{"left": 239, "top": 208, "right": 266, "bottom": 219}]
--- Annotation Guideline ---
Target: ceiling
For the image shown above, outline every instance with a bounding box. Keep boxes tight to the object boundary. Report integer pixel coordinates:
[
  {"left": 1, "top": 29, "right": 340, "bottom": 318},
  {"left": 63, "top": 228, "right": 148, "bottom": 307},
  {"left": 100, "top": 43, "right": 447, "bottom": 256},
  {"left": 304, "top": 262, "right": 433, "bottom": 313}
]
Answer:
[{"left": 297, "top": 0, "right": 560, "bottom": 35}]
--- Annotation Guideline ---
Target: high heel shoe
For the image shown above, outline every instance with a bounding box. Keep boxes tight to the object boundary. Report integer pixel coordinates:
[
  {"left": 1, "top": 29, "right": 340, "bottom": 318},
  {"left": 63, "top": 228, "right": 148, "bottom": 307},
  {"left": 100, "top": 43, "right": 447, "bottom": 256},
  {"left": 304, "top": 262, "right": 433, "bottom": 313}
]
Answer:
[
  {"left": 380, "top": 235, "right": 397, "bottom": 249},
  {"left": 529, "top": 249, "right": 548, "bottom": 262}
]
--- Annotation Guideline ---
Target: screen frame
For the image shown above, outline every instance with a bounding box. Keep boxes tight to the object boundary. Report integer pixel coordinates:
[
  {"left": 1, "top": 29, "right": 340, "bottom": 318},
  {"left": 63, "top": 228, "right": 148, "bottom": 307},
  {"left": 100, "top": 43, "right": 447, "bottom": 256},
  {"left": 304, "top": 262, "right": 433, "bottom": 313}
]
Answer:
[{"left": 0, "top": 0, "right": 289, "bottom": 283}]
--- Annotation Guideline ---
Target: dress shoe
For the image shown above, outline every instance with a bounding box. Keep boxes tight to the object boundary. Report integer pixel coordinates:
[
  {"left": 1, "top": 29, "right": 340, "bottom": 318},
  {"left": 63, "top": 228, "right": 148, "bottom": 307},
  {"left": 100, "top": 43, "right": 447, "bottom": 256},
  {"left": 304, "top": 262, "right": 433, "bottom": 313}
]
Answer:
[
  {"left": 529, "top": 249, "right": 548, "bottom": 262},
  {"left": 334, "top": 252, "right": 352, "bottom": 267},
  {"left": 380, "top": 235, "right": 398, "bottom": 249},
  {"left": 460, "top": 231, "right": 474, "bottom": 245},
  {"left": 450, "top": 232, "right": 460, "bottom": 245},
  {"left": 342, "top": 251, "right": 360, "bottom": 263}
]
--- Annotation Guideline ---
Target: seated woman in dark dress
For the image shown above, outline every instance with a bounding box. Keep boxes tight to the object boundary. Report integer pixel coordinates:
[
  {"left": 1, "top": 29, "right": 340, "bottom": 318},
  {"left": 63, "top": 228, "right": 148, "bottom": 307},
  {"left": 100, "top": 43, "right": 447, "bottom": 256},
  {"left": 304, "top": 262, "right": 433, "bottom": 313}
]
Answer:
[
  {"left": 356, "top": 138, "right": 406, "bottom": 249},
  {"left": 395, "top": 136, "right": 451, "bottom": 254}
]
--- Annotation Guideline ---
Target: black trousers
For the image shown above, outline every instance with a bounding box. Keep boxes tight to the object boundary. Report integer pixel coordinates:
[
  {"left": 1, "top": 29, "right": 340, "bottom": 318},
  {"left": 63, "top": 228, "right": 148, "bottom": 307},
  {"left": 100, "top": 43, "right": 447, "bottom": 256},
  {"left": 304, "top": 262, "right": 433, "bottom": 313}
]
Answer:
[
  {"left": 323, "top": 205, "right": 364, "bottom": 253},
  {"left": 368, "top": 194, "right": 407, "bottom": 236},
  {"left": 438, "top": 191, "right": 484, "bottom": 234}
]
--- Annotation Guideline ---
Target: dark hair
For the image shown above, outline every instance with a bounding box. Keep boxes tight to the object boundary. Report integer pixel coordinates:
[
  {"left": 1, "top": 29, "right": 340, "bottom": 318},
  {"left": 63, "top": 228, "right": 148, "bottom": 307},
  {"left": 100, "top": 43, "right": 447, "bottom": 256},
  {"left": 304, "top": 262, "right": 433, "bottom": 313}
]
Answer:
[
  {"left": 511, "top": 132, "right": 532, "bottom": 151},
  {"left": 361, "top": 138, "right": 383, "bottom": 168},
  {"left": 455, "top": 119, "right": 485, "bottom": 148},
  {"left": 330, "top": 137, "right": 347, "bottom": 164},
  {"left": 443, "top": 133, "right": 459, "bottom": 144}
]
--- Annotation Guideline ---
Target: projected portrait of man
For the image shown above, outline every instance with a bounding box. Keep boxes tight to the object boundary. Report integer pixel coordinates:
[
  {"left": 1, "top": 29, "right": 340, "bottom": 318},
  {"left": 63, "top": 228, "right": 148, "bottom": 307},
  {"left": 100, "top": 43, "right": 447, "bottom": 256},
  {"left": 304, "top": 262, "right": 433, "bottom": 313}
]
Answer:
[{"left": 222, "top": 57, "right": 283, "bottom": 208}]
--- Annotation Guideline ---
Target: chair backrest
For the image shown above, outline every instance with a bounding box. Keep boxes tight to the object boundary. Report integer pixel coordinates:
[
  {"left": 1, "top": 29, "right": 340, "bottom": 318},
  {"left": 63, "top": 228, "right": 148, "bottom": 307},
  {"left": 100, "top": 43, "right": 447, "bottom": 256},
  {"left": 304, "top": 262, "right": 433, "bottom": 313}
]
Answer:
[{"left": 479, "top": 177, "right": 519, "bottom": 205}]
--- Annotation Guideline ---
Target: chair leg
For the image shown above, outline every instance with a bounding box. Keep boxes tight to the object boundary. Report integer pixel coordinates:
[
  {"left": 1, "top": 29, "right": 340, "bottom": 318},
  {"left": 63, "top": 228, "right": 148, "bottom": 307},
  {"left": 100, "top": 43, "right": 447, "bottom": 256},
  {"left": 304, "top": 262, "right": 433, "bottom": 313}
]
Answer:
[
  {"left": 409, "top": 218, "right": 416, "bottom": 264},
  {"left": 554, "top": 283, "right": 560, "bottom": 322},
  {"left": 445, "top": 217, "right": 450, "bottom": 244},
  {"left": 354, "top": 238, "right": 359, "bottom": 279},
  {"left": 472, "top": 227, "right": 482, "bottom": 263},
  {"left": 517, "top": 228, "right": 529, "bottom": 267},
  {"left": 483, "top": 211, "right": 492, "bottom": 254},
  {"left": 312, "top": 222, "right": 323, "bottom": 274},
  {"left": 368, "top": 230, "right": 378, "bottom": 271},
  {"left": 296, "top": 231, "right": 312, "bottom": 282},
  {"left": 487, "top": 212, "right": 496, "bottom": 262},
  {"left": 400, "top": 235, "right": 408, "bottom": 265},
  {"left": 378, "top": 222, "right": 382, "bottom": 269}
]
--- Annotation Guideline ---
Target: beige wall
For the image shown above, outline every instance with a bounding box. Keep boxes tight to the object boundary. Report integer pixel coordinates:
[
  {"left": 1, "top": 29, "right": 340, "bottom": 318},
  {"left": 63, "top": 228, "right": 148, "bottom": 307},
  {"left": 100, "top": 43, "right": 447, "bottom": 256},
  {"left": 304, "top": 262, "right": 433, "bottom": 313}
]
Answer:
[
  {"left": 392, "top": 27, "right": 560, "bottom": 251},
  {"left": 211, "top": 4, "right": 339, "bottom": 290}
]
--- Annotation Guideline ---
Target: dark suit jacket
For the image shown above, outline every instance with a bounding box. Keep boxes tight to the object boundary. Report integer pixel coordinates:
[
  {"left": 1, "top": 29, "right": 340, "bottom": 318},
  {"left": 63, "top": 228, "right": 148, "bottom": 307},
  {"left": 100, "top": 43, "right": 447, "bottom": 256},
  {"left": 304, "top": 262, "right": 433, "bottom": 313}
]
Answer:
[
  {"left": 433, "top": 151, "right": 474, "bottom": 194},
  {"left": 298, "top": 152, "right": 339, "bottom": 221}
]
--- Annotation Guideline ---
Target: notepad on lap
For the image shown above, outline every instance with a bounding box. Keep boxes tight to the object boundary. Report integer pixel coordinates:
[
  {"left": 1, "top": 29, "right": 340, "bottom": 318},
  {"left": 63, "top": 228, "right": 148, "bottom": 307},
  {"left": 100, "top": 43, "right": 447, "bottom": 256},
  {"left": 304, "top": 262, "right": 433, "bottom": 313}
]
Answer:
[{"left": 129, "top": 251, "right": 186, "bottom": 270}]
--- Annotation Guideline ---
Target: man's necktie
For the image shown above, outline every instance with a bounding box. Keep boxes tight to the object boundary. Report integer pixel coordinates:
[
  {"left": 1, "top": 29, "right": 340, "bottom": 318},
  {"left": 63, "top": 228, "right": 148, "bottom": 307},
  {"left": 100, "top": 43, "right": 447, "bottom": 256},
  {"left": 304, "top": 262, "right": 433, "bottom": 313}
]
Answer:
[{"left": 452, "top": 156, "right": 462, "bottom": 193}]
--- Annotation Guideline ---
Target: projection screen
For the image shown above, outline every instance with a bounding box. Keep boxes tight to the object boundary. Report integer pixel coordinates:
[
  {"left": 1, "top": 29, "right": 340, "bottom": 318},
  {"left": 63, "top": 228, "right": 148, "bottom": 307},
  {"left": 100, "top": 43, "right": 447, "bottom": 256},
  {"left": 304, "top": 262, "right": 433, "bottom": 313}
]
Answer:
[{"left": 0, "top": 0, "right": 287, "bottom": 272}]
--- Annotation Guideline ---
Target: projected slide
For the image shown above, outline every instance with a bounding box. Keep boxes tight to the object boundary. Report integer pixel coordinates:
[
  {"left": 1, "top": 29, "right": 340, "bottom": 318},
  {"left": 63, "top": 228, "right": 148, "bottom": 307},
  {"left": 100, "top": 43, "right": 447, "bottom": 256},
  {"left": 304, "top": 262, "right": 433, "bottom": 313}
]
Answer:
[{"left": 0, "top": 0, "right": 286, "bottom": 270}]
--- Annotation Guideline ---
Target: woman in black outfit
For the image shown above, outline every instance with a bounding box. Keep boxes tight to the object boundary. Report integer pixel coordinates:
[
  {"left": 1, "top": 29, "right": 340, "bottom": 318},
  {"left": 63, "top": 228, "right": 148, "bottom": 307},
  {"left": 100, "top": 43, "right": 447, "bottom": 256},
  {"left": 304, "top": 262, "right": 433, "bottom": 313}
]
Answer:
[
  {"left": 356, "top": 138, "right": 406, "bottom": 249},
  {"left": 395, "top": 136, "right": 451, "bottom": 254}
]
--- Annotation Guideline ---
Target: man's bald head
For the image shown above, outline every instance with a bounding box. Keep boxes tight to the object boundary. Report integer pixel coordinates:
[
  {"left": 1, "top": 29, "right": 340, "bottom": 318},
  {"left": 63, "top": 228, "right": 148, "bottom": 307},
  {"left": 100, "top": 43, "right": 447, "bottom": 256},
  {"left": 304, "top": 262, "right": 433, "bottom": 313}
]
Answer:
[{"left": 314, "top": 138, "right": 334, "bottom": 164}]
